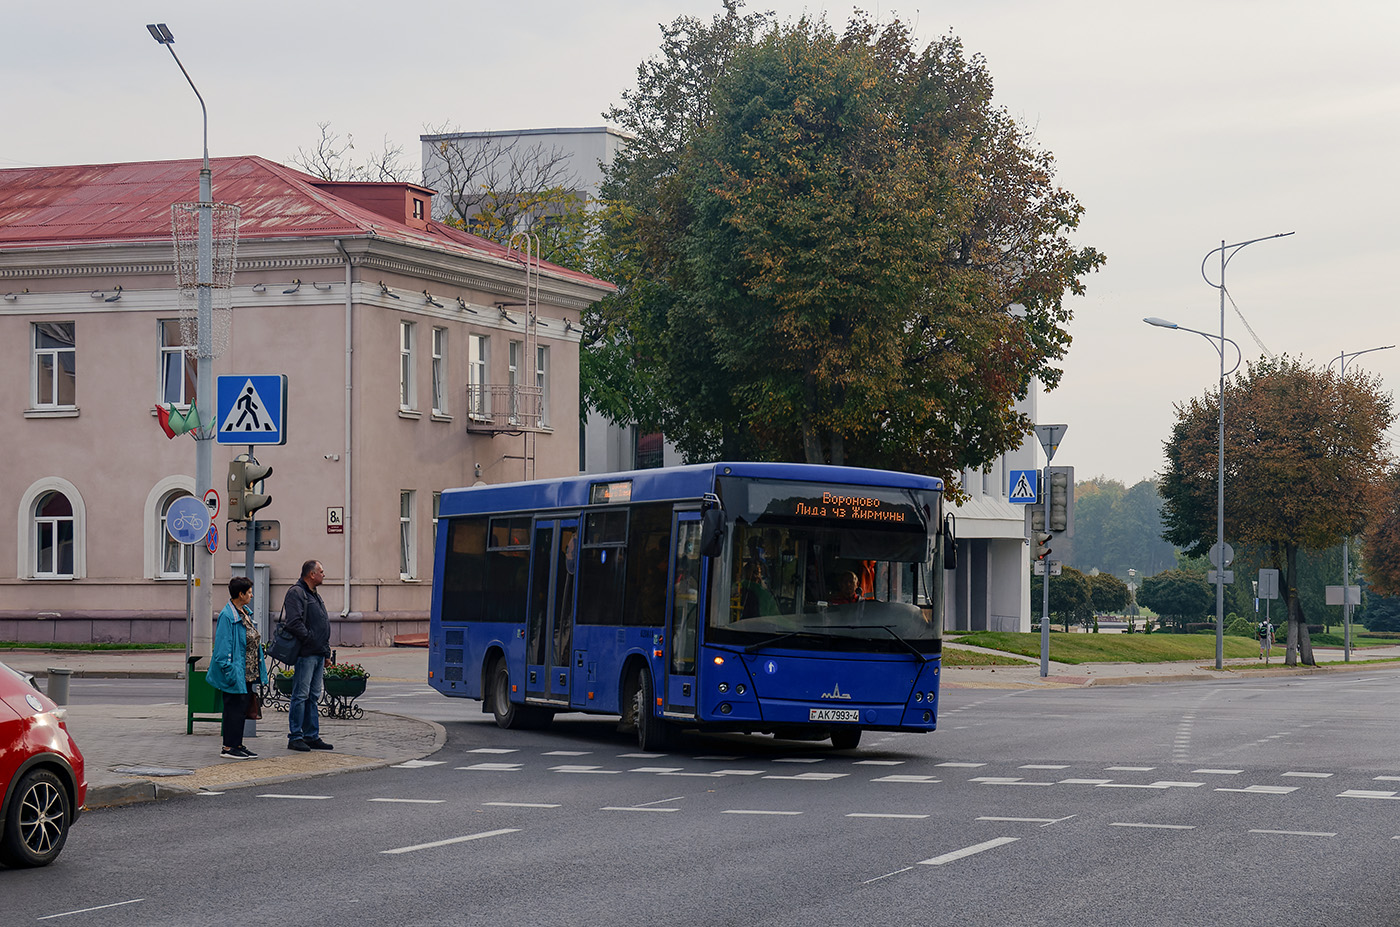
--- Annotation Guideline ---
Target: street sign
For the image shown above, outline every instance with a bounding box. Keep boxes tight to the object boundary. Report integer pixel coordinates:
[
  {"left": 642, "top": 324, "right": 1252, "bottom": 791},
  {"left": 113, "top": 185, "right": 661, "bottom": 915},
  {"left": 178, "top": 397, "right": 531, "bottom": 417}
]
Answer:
[
  {"left": 227, "top": 520, "right": 281, "bottom": 551},
  {"left": 1326, "top": 585, "right": 1361, "bottom": 606},
  {"left": 1209, "top": 542, "right": 1234, "bottom": 568},
  {"left": 1033, "top": 560, "right": 1063, "bottom": 576},
  {"left": 1257, "top": 568, "right": 1279, "bottom": 599},
  {"left": 1033, "top": 424, "right": 1068, "bottom": 463},
  {"left": 1009, "top": 469, "right": 1038, "bottom": 504},
  {"left": 165, "top": 495, "right": 210, "bottom": 545},
  {"left": 327, "top": 507, "right": 344, "bottom": 534},
  {"left": 1207, "top": 570, "right": 1235, "bottom": 584},
  {"left": 206, "top": 524, "right": 219, "bottom": 555},
  {"left": 216, "top": 374, "right": 287, "bottom": 445},
  {"left": 202, "top": 488, "right": 220, "bottom": 521}
]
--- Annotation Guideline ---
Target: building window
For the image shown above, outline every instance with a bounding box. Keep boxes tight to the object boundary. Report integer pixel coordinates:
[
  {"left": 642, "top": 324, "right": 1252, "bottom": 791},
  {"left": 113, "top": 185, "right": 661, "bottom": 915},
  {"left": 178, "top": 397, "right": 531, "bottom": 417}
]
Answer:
[
  {"left": 413, "top": 198, "right": 425, "bottom": 220},
  {"left": 158, "top": 319, "right": 196, "bottom": 407},
  {"left": 536, "top": 345, "right": 550, "bottom": 427},
  {"left": 400, "top": 490, "right": 416, "bottom": 580},
  {"left": 33, "top": 322, "right": 76, "bottom": 409},
  {"left": 399, "top": 321, "right": 416, "bottom": 410},
  {"left": 33, "top": 491, "right": 75, "bottom": 578},
  {"left": 158, "top": 490, "right": 194, "bottom": 577},
  {"left": 431, "top": 327, "right": 447, "bottom": 415},
  {"left": 507, "top": 340, "right": 521, "bottom": 424},
  {"left": 469, "top": 334, "right": 489, "bottom": 419}
]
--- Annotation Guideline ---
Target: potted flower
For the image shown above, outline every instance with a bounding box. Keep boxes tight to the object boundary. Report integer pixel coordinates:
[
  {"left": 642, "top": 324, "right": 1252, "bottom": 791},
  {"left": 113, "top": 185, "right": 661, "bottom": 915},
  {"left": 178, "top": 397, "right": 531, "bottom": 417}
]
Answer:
[
  {"left": 273, "top": 666, "right": 295, "bottom": 695},
  {"left": 322, "top": 661, "right": 369, "bottom": 698}
]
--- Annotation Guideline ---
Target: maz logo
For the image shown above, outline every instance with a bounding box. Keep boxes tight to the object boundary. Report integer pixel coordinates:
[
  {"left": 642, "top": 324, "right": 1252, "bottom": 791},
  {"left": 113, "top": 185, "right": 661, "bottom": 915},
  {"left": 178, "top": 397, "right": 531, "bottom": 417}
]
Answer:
[{"left": 821, "top": 683, "right": 852, "bottom": 700}]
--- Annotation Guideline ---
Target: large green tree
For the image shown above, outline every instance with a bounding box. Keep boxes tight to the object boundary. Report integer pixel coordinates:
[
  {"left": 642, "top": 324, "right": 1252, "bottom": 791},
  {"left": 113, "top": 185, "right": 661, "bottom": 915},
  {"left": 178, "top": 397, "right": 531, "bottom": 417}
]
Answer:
[
  {"left": 593, "top": 3, "right": 1103, "bottom": 481},
  {"left": 1159, "top": 357, "right": 1392, "bottom": 665},
  {"left": 1137, "top": 570, "right": 1212, "bottom": 630}
]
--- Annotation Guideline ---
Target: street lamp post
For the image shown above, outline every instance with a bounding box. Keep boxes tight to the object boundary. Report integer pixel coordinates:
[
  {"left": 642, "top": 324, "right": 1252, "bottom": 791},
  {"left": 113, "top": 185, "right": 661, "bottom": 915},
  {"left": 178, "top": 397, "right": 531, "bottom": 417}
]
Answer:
[
  {"left": 1144, "top": 316, "right": 1241, "bottom": 669},
  {"left": 1327, "top": 344, "right": 1395, "bottom": 662},
  {"left": 148, "top": 23, "right": 215, "bottom": 661}
]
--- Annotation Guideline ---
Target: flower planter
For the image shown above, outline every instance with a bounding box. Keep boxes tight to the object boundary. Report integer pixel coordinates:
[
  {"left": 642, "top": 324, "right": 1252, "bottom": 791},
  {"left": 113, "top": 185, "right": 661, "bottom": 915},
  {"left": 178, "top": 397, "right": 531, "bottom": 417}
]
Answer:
[
  {"left": 274, "top": 675, "right": 294, "bottom": 695},
  {"left": 323, "top": 676, "right": 367, "bottom": 699}
]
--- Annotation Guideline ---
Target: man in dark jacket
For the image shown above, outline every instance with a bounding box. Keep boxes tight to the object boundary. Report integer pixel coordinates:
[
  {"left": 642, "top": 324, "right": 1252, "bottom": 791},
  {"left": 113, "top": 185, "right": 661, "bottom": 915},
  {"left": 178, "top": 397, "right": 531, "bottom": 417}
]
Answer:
[{"left": 283, "top": 559, "right": 333, "bottom": 752}]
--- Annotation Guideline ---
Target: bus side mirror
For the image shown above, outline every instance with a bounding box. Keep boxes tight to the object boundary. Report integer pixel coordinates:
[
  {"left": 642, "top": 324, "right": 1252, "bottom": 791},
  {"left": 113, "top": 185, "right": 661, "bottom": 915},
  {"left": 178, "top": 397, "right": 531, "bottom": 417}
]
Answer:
[
  {"left": 700, "top": 507, "right": 724, "bottom": 559},
  {"left": 942, "top": 513, "right": 957, "bottom": 571}
]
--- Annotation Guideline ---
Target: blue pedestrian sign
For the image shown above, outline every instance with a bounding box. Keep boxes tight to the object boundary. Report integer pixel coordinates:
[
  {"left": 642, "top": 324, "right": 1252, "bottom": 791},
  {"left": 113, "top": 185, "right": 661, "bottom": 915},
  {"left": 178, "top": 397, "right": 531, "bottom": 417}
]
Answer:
[
  {"left": 1009, "top": 469, "right": 1039, "bottom": 504},
  {"left": 165, "top": 495, "right": 211, "bottom": 545},
  {"left": 216, "top": 375, "right": 287, "bottom": 445}
]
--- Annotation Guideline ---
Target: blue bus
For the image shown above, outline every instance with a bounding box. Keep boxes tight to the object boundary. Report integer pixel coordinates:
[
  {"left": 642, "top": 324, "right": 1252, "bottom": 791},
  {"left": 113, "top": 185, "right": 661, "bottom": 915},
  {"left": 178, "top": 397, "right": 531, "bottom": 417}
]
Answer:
[{"left": 429, "top": 462, "right": 954, "bottom": 750}]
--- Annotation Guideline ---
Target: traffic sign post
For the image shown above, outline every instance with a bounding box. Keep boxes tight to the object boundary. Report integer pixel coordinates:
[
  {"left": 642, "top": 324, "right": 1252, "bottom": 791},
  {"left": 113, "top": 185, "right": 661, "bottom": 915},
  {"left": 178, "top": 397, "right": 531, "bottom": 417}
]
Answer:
[
  {"left": 1031, "top": 424, "right": 1068, "bottom": 678},
  {"left": 216, "top": 375, "right": 288, "bottom": 445}
]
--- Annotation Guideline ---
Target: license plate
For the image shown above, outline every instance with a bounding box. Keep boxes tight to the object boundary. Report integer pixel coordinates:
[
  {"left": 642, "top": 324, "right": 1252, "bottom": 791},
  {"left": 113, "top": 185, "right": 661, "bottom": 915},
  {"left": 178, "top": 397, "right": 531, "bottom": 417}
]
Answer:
[{"left": 810, "top": 708, "right": 859, "bottom": 723}]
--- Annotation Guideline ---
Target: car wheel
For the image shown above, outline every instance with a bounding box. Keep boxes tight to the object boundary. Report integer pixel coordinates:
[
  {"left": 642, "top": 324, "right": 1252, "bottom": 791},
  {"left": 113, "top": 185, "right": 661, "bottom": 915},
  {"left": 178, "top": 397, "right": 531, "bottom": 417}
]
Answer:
[{"left": 1, "top": 768, "right": 71, "bottom": 868}]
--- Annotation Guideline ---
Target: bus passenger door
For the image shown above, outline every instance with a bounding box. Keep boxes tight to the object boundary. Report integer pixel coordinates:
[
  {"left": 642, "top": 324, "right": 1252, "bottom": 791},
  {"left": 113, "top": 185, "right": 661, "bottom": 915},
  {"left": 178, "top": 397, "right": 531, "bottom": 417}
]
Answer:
[
  {"left": 525, "top": 518, "right": 579, "bottom": 702},
  {"left": 664, "top": 512, "right": 702, "bottom": 716}
]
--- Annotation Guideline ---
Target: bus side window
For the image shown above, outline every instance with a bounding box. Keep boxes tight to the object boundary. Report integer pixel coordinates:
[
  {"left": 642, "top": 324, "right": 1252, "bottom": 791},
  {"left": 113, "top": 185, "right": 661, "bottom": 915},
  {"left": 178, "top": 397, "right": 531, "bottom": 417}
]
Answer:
[
  {"left": 441, "top": 518, "right": 487, "bottom": 622},
  {"left": 624, "top": 503, "right": 671, "bottom": 627}
]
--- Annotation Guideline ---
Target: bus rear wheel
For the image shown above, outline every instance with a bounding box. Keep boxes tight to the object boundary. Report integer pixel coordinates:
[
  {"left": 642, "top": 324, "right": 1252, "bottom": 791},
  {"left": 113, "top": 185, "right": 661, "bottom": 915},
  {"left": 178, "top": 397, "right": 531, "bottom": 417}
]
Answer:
[
  {"left": 491, "top": 660, "right": 521, "bottom": 729},
  {"left": 829, "top": 727, "right": 862, "bottom": 750}
]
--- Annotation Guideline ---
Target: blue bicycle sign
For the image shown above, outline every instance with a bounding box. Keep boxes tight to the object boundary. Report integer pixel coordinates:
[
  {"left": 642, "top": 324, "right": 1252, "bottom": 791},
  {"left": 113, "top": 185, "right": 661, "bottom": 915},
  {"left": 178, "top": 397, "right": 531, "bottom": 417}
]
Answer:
[{"left": 165, "top": 495, "right": 210, "bottom": 545}]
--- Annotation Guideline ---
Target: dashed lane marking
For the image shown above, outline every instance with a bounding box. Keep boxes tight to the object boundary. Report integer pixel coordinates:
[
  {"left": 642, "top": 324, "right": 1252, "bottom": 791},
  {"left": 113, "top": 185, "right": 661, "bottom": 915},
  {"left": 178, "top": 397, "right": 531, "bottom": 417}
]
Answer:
[
  {"left": 458, "top": 763, "right": 523, "bottom": 772},
  {"left": 763, "top": 772, "right": 849, "bottom": 781},
  {"left": 1110, "top": 822, "right": 1195, "bottom": 830},
  {"left": 1250, "top": 829, "right": 1336, "bottom": 838},
  {"left": 937, "top": 762, "right": 986, "bottom": 768},
  {"left": 482, "top": 802, "right": 560, "bottom": 808},
  {"left": 468, "top": 748, "right": 519, "bottom": 754},
  {"left": 722, "top": 809, "right": 802, "bottom": 816},
  {"left": 1193, "top": 769, "right": 1243, "bottom": 775},
  {"left": 381, "top": 828, "right": 520, "bottom": 855},
  {"left": 872, "top": 775, "right": 941, "bottom": 783},
  {"left": 1107, "top": 766, "right": 1155, "bottom": 771},
  {"left": 919, "top": 837, "right": 1019, "bottom": 866},
  {"left": 551, "top": 765, "right": 621, "bottom": 774},
  {"left": 1339, "top": 789, "right": 1400, "bottom": 800},
  {"left": 257, "top": 793, "right": 332, "bottom": 800},
  {"left": 1282, "top": 772, "right": 1333, "bottom": 778},
  {"left": 369, "top": 798, "right": 445, "bottom": 804},
  {"left": 391, "top": 760, "right": 446, "bottom": 768},
  {"left": 847, "top": 812, "right": 929, "bottom": 819},
  {"left": 1216, "top": 786, "right": 1297, "bottom": 795}
]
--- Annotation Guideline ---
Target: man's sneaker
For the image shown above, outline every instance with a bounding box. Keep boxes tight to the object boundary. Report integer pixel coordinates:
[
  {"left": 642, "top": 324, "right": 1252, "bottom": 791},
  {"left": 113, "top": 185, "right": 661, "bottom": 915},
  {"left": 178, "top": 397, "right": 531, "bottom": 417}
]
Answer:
[
  {"left": 287, "top": 739, "right": 311, "bottom": 752},
  {"left": 305, "top": 738, "right": 334, "bottom": 751},
  {"left": 221, "top": 746, "right": 254, "bottom": 760},
  {"left": 234, "top": 745, "right": 259, "bottom": 759}
]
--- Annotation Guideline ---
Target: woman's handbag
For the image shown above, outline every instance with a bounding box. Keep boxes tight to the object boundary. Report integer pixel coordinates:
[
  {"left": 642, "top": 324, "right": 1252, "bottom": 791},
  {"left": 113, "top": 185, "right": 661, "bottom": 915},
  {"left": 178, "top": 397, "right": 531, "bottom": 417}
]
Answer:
[{"left": 245, "top": 691, "right": 264, "bottom": 720}]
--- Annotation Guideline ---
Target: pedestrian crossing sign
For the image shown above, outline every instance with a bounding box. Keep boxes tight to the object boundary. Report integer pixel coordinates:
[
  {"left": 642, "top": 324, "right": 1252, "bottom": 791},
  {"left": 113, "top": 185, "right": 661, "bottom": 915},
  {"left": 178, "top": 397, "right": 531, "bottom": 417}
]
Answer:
[
  {"left": 216, "top": 374, "right": 287, "bottom": 445},
  {"left": 1009, "top": 469, "right": 1038, "bottom": 503}
]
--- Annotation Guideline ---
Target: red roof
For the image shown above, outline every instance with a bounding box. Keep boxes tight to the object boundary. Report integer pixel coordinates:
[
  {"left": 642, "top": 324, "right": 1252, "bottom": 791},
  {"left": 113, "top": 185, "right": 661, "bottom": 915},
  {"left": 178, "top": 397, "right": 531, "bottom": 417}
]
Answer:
[{"left": 0, "top": 155, "right": 611, "bottom": 290}]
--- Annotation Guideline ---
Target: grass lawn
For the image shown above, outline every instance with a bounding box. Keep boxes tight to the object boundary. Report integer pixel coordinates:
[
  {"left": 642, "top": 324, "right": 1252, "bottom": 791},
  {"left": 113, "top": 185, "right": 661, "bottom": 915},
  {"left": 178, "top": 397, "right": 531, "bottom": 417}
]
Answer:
[
  {"left": 0, "top": 641, "right": 181, "bottom": 651},
  {"left": 954, "top": 631, "right": 1261, "bottom": 665},
  {"left": 941, "top": 646, "right": 1035, "bottom": 667}
]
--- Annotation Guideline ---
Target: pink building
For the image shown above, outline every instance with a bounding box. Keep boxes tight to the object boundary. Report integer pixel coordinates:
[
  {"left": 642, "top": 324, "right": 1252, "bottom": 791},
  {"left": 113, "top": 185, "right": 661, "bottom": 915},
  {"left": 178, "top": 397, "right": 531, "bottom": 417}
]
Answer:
[{"left": 0, "top": 156, "right": 612, "bottom": 645}]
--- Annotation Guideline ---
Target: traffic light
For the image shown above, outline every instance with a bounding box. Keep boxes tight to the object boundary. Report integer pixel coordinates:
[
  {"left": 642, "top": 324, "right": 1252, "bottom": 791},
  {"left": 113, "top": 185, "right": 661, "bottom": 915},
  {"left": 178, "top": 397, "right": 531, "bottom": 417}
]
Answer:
[
  {"left": 1047, "top": 466, "right": 1075, "bottom": 534},
  {"left": 228, "top": 457, "right": 273, "bottom": 521},
  {"left": 1033, "top": 532, "right": 1053, "bottom": 561}
]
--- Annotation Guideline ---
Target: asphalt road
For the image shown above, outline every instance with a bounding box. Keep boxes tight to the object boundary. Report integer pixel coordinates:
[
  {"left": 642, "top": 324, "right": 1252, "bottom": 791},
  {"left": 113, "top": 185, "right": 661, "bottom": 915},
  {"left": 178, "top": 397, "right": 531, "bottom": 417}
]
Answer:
[{"left": 11, "top": 671, "right": 1400, "bottom": 926}]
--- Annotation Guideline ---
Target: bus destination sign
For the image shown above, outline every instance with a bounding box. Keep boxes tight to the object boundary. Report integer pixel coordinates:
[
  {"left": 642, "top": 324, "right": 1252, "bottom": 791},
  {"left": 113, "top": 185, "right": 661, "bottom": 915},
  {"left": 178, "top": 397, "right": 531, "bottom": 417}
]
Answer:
[{"left": 787, "top": 491, "right": 912, "bottom": 523}]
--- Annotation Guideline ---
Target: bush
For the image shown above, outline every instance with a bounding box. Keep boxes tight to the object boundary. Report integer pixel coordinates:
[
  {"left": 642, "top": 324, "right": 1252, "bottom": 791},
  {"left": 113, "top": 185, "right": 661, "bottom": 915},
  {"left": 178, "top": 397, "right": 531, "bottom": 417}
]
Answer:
[
  {"left": 1184, "top": 622, "right": 1214, "bottom": 634},
  {"left": 1224, "top": 616, "right": 1256, "bottom": 638}
]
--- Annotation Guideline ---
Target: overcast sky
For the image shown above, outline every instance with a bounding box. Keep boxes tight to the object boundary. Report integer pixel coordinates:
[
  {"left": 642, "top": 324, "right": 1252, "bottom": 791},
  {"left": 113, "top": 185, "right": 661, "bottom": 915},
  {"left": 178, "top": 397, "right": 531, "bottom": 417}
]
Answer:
[{"left": 6, "top": 1, "right": 1399, "bottom": 486}]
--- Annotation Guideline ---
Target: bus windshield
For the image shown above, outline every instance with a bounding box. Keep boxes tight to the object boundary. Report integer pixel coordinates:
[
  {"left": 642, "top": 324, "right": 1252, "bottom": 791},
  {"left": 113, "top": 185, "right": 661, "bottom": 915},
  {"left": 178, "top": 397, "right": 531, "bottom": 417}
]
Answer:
[{"left": 707, "top": 479, "right": 942, "bottom": 655}]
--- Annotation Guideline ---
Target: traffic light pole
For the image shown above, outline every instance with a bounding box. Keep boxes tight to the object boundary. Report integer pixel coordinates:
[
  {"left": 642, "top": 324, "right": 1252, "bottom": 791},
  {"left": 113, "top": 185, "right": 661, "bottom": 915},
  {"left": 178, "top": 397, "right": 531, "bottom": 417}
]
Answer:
[{"left": 1040, "top": 462, "right": 1052, "bottom": 677}]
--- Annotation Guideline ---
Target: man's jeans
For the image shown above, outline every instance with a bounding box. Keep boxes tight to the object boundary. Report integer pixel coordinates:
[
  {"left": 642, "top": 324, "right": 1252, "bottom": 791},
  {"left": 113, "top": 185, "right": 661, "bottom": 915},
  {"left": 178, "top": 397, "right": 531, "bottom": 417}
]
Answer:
[{"left": 288, "top": 655, "right": 324, "bottom": 744}]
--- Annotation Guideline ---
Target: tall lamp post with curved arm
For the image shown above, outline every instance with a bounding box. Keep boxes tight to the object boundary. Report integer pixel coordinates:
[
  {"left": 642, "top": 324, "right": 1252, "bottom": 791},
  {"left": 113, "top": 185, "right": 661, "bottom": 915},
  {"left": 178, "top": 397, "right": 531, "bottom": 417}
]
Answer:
[
  {"left": 1144, "top": 317, "right": 1242, "bottom": 669},
  {"left": 1327, "top": 344, "right": 1395, "bottom": 662}
]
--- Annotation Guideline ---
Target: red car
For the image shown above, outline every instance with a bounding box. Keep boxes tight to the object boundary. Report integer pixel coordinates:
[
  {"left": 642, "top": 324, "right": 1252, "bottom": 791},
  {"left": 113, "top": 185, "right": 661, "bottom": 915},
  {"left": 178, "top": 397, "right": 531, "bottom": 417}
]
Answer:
[{"left": 0, "top": 661, "right": 86, "bottom": 867}]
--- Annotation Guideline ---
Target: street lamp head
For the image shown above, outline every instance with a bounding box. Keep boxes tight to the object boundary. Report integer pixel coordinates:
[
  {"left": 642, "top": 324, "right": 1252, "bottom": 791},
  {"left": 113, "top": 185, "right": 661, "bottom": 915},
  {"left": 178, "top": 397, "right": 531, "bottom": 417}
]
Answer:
[
  {"left": 146, "top": 23, "right": 175, "bottom": 44},
  {"left": 1143, "top": 317, "right": 1178, "bottom": 329}
]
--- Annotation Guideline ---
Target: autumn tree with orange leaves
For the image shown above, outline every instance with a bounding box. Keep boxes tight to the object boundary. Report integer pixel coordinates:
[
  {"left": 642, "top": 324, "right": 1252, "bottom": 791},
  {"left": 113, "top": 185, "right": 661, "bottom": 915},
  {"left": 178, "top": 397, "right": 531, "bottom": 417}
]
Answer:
[{"left": 1159, "top": 357, "right": 1392, "bottom": 666}]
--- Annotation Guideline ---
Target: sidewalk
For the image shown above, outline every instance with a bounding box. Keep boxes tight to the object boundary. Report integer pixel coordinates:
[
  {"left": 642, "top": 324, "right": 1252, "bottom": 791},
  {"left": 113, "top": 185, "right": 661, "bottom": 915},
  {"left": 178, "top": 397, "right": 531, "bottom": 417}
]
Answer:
[
  {"left": 4, "top": 643, "right": 1396, "bottom": 809},
  {"left": 1, "top": 647, "right": 444, "bottom": 809}
]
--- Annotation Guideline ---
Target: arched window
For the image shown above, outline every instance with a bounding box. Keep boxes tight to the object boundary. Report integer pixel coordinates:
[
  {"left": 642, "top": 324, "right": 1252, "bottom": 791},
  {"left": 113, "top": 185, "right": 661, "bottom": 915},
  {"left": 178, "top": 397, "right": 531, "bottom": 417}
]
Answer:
[
  {"left": 159, "top": 490, "right": 195, "bottom": 577},
  {"left": 33, "top": 491, "right": 75, "bottom": 578}
]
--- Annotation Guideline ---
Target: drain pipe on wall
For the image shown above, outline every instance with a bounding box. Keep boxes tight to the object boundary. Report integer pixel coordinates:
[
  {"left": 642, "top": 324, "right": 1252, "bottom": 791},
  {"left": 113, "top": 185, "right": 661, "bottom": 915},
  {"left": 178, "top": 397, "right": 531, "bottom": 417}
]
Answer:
[{"left": 334, "top": 239, "right": 354, "bottom": 617}]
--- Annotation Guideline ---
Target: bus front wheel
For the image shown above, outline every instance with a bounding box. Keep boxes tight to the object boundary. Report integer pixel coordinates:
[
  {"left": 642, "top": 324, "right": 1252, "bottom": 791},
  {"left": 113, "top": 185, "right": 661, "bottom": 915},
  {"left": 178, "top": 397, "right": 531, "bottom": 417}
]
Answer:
[
  {"left": 632, "top": 669, "right": 671, "bottom": 751},
  {"left": 830, "top": 727, "right": 862, "bottom": 750}
]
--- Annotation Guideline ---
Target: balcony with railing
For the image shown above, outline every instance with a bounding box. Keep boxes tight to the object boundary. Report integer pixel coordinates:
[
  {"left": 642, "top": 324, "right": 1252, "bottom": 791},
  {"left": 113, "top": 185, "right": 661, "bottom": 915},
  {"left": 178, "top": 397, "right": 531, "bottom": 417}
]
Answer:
[{"left": 465, "top": 384, "right": 544, "bottom": 433}]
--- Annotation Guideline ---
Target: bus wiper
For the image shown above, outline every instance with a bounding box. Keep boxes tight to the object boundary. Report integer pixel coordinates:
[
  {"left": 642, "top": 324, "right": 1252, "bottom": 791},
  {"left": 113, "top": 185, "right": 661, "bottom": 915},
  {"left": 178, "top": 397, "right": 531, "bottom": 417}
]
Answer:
[
  {"left": 822, "top": 625, "right": 929, "bottom": 663},
  {"left": 742, "top": 629, "right": 822, "bottom": 653}
]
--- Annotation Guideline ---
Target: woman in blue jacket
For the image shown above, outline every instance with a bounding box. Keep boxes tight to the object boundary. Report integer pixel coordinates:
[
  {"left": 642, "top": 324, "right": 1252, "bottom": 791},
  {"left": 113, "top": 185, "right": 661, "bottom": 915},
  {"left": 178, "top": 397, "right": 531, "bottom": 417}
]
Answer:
[{"left": 208, "top": 576, "right": 267, "bottom": 759}]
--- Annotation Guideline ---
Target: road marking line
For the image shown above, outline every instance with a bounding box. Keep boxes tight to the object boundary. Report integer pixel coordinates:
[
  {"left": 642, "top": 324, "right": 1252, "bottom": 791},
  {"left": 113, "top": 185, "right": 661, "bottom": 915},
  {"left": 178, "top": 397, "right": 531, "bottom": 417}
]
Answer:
[
  {"left": 391, "top": 759, "right": 446, "bottom": 768},
  {"left": 660, "top": 771, "right": 723, "bottom": 777},
  {"left": 977, "top": 816, "right": 1068, "bottom": 825},
  {"left": 847, "top": 812, "right": 929, "bottom": 819},
  {"left": 1151, "top": 781, "right": 1205, "bottom": 788},
  {"left": 551, "top": 765, "right": 621, "bottom": 774},
  {"left": 1193, "top": 769, "right": 1242, "bottom": 775},
  {"left": 1020, "top": 764, "right": 1069, "bottom": 770},
  {"left": 937, "top": 762, "right": 986, "bottom": 768},
  {"left": 855, "top": 760, "right": 905, "bottom": 766},
  {"left": 695, "top": 755, "right": 740, "bottom": 761},
  {"left": 764, "top": 772, "right": 848, "bottom": 781},
  {"left": 39, "top": 900, "right": 145, "bottom": 920},
  {"left": 382, "top": 828, "right": 520, "bottom": 855},
  {"left": 1110, "top": 822, "right": 1195, "bottom": 830},
  {"left": 482, "top": 802, "right": 560, "bottom": 808},
  {"left": 1374, "top": 776, "right": 1400, "bottom": 782},
  {"left": 712, "top": 769, "right": 766, "bottom": 776},
  {"left": 603, "top": 806, "right": 681, "bottom": 812},
  {"left": 630, "top": 767, "right": 684, "bottom": 773},
  {"left": 1282, "top": 771, "right": 1333, "bottom": 778},
  {"left": 970, "top": 777, "right": 1022, "bottom": 783},
  {"left": 468, "top": 748, "right": 518, "bottom": 754},
  {"left": 196, "top": 790, "right": 225, "bottom": 796},
  {"left": 543, "top": 750, "right": 591, "bottom": 756},
  {"left": 1107, "top": 766, "right": 1155, "bottom": 771},
  {"left": 619, "top": 752, "right": 668, "bottom": 759},
  {"left": 863, "top": 867, "right": 914, "bottom": 884},
  {"left": 1059, "top": 778, "right": 1113, "bottom": 785},
  {"left": 984, "top": 781, "right": 1054, "bottom": 787},
  {"left": 1250, "top": 829, "right": 1336, "bottom": 837},
  {"left": 722, "top": 809, "right": 802, "bottom": 815},
  {"left": 1339, "top": 789, "right": 1400, "bottom": 799},
  {"left": 1097, "top": 783, "right": 1167, "bottom": 790},
  {"left": 919, "top": 837, "right": 1019, "bottom": 866},
  {"left": 257, "top": 793, "right": 332, "bottom": 800},
  {"left": 458, "top": 763, "right": 522, "bottom": 771},
  {"left": 872, "top": 775, "right": 941, "bottom": 783},
  {"left": 773, "top": 757, "right": 825, "bottom": 764},
  {"left": 369, "top": 798, "right": 445, "bottom": 804},
  {"left": 1216, "top": 786, "right": 1297, "bottom": 794}
]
